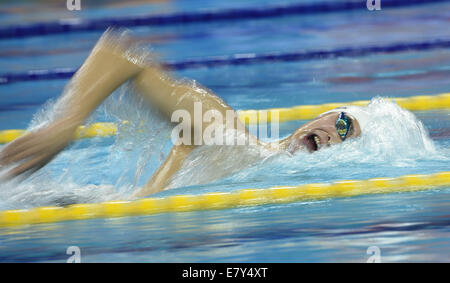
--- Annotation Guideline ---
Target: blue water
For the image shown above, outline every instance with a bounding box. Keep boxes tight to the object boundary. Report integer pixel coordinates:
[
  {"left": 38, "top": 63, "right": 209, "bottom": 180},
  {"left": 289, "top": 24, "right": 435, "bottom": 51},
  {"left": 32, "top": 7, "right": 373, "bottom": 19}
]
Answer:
[{"left": 0, "top": 0, "right": 449, "bottom": 262}]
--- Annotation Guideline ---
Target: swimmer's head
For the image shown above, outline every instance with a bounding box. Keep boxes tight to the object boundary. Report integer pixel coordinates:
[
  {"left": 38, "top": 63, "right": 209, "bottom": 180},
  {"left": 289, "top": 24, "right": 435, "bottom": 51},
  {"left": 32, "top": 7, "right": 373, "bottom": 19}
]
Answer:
[{"left": 283, "top": 106, "right": 370, "bottom": 153}]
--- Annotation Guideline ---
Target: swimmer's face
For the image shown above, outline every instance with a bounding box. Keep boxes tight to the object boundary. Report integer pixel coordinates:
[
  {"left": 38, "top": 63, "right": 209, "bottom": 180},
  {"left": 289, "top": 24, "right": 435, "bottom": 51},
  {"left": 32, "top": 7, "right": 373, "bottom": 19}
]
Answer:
[{"left": 289, "top": 112, "right": 362, "bottom": 153}]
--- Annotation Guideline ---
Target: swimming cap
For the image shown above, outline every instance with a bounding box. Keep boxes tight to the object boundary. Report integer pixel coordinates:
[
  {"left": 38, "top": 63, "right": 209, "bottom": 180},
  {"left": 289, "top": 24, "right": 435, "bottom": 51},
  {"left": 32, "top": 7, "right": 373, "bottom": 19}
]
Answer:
[{"left": 320, "top": 106, "right": 371, "bottom": 133}]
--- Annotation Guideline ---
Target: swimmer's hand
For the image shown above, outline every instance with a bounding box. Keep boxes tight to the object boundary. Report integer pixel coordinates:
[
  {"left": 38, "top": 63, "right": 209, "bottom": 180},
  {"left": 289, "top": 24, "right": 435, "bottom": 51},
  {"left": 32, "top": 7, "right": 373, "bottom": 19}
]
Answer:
[{"left": 0, "top": 119, "right": 77, "bottom": 180}]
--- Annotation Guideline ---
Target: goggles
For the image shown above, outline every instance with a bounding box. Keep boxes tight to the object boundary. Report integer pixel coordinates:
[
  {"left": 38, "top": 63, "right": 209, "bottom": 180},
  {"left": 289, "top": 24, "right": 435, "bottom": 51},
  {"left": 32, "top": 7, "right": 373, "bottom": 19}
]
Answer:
[{"left": 335, "top": 112, "right": 350, "bottom": 141}]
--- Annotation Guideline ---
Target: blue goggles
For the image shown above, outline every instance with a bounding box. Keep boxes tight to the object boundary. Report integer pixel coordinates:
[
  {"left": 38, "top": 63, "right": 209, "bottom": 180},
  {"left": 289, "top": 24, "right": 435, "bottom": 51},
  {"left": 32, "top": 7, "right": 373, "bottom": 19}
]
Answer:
[{"left": 335, "top": 112, "right": 350, "bottom": 141}]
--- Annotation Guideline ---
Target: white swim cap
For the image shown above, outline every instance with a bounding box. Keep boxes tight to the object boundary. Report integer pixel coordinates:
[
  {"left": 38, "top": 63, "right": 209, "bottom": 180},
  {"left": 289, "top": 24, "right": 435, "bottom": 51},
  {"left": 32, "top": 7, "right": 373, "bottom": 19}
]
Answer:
[{"left": 320, "top": 106, "right": 371, "bottom": 133}]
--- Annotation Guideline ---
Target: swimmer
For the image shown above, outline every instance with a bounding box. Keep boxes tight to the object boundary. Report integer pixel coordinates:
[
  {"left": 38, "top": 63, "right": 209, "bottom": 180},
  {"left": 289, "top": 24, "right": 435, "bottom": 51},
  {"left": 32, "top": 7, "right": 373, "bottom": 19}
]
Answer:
[{"left": 0, "top": 29, "right": 367, "bottom": 197}]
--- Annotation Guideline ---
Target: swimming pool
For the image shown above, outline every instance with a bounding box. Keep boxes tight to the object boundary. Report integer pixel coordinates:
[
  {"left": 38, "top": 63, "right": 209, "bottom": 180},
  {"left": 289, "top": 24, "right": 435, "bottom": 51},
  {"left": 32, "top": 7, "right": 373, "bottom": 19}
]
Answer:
[{"left": 0, "top": 0, "right": 449, "bottom": 262}]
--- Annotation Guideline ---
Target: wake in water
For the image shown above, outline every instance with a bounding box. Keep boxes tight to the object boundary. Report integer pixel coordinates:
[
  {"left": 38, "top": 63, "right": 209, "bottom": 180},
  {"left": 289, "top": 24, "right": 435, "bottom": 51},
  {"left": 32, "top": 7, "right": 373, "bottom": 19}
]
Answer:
[
  {"left": 0, "top": 83, "right": 172, "bottom": 209},
  {"left": 0, "top": 93, "right": 446, "bottom": 210},
  {"left": 219, "top": 97, "right": 447, "bottom": 187}
]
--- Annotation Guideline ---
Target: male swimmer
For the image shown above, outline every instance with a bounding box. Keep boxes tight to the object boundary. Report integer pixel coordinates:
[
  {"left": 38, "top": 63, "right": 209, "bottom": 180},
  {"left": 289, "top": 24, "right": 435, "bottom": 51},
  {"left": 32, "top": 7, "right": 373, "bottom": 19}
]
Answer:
[{"left": 0, "top": 29, "right": 369, "bottom": 198}]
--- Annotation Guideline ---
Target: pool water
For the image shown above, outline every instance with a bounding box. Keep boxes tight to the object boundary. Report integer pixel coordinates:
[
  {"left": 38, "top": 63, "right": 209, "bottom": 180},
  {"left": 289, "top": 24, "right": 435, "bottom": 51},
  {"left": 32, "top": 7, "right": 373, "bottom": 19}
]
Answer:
[{"left": 0, "top": 0, "right": 449, "bottom": 262}]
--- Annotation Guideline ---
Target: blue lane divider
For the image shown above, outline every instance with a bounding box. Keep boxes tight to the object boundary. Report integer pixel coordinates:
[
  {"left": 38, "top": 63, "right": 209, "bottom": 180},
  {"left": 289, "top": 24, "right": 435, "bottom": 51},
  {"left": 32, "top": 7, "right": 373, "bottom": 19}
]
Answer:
[
  {"left": 1, "top": 39, "right": 449, "bottom": 86},
  {"left": 0, "top": 0, "right": 448, "bottom": 40}
]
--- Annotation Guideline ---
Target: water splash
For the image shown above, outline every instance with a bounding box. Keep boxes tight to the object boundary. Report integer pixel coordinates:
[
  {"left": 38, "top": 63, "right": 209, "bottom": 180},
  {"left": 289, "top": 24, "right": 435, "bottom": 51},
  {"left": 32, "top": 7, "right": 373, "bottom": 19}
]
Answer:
[
  {"left": 0, "top": 83, "right": 172, "bottom": 210},
  {"left": 217, "top": 98, "right": 446, "bottom": 186},
  {"left": 0, "top": 97, "right": 446, "bottom": 209}
]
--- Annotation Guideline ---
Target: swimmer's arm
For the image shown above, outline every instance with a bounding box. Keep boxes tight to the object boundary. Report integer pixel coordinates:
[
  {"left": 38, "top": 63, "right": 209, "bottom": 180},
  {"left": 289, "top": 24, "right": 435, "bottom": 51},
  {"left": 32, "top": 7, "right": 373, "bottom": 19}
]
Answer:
[
  {"left": 0, "top": 31, "right": 236, "bottom": 179},
  {"left": 132, "top": 144, "right": 195, "bottom": 198},
  {"left": 0, "top": 37, "right": 143, "bottom": 178},
  {"left": 59, "top": 42, "right": 144, "bottom": 126},
  {"left": 132, "top": 66, "right": 233, "bottom": 127}
]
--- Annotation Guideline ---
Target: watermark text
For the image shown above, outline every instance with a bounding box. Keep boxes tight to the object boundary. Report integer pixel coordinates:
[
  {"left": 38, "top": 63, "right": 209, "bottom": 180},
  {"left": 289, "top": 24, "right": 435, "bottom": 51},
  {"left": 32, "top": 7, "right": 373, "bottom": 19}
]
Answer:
[{"left": 67, "top": 0, "right": 81, "bottom": 11}]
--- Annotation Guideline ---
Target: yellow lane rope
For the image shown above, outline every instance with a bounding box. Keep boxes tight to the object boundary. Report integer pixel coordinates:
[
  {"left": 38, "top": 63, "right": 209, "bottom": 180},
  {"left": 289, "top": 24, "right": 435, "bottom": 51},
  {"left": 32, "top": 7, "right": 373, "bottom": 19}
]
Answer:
[
  {"left": 0, "top": 122, "right": 118, "bottom": 145},
  {"left": 0, "top": 171, "right": 449, "bottom": 227},
  {"left": 238, "top": 92, "right": 450, "bottom": 123},
  {"left": 1, "top": 93, "right": 449, "bottom": 144}
]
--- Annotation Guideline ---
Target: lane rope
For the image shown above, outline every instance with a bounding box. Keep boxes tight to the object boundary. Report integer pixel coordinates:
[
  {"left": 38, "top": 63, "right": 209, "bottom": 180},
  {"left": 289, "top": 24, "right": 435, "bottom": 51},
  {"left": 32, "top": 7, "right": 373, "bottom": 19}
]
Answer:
[
  {"left": 1, "top": 92, "right": 449, "bottom": 144},
  {"left": 0, "top": 0, "right": 447, "bottom": 40},
  {"left": 0, "top": 171, "right": 449, "bottom": 227},
  {"left": 1, "top": 39, "right": 450, "bottom": 85}
]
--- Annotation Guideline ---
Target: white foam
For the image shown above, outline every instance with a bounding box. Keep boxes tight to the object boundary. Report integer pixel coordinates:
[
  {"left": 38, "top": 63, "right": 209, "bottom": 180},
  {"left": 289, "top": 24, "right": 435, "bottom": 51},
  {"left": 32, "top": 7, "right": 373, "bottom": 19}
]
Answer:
[{"left": 0, "top": 97, "right": 446, "bottom": 210}]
